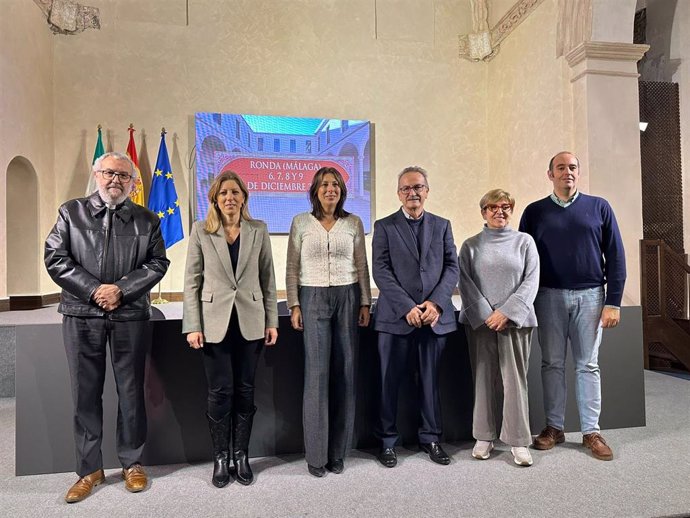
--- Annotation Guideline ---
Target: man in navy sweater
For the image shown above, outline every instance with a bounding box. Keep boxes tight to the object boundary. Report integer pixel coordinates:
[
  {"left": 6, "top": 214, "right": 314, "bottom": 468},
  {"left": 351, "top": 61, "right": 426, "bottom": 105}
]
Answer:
[{"left": 519, "top": 151, "right": 626, "bottom": 461}]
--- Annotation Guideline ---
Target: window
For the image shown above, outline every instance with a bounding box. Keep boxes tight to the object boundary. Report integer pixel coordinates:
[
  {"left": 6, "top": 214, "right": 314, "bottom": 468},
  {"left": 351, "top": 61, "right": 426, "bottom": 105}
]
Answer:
[
  {"left": 290, "top": 139, "right": 296, "bottom": 153},
  {"left": 305, "top": 140, "right": 312, "bottom": 153},
  {"left": 213, "top": 113, "right": 222, "bottom": 125},
  {"left": 235, "top": 119, "right": 240, "bottom": 139},
  {"left": 258, "top": 138, "right": 264, "bottom": 151},
  {"left": 274, "top": 139, "right": 280, "bottom": 152}
]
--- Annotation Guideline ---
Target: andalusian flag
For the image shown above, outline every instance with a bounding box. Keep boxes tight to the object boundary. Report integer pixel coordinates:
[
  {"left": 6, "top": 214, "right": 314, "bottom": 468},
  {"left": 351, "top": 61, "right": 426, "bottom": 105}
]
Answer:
[
  {"left": 148, "top": 129, "right": 183, "bottom": 248},
  {"left": 127, "top": 124, "right": 145, "bottom": 206},
  {"left": 85, "top": 125, "right": 104, "bottom": 196}
]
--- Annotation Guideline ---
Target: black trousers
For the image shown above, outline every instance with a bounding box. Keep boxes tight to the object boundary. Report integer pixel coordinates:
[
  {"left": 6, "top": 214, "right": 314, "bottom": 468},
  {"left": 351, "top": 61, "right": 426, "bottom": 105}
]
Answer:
[
  {"left": 62, "top": 316, "right": 148, "bottom": 477},
  {"left": 377, "top": 328, "right": 447, "bottom": 448},
  {"left": 202, "top": 311, "right": 263, "bottom": 420}
]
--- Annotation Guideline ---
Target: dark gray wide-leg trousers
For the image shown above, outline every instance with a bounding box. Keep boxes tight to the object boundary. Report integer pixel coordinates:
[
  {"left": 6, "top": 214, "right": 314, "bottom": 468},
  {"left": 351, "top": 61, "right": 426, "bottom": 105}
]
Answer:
[
  {"left": 299, "top": 284, "right": 360, "bottom": 468},
  {"left": 62, "top": 316, "right": 148, "bottom": 477}
]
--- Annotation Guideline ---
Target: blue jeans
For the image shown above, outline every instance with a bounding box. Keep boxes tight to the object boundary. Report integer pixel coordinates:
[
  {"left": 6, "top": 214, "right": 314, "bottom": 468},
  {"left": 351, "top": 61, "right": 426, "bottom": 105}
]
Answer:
[{"left": 533, "top": 287, "right": 604, "bottom": 434}]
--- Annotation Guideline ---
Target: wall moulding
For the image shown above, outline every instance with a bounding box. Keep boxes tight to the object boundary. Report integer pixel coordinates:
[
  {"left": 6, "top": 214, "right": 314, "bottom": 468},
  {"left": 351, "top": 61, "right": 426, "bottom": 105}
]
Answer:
[
  {"left": 570, "top": 69, "right": 641, "bottom": 83},
  {"left": 491, "top": 0, "right": 546, "bottom": 46},
  {"left": 458, "top": 0, "right": 546, "bottom": 62},
  {"left": 565, "top": 41, "right": 650, "bottom": 68},
  {"left": 556, "top": 0, "right": 592, "bottom": 58}
]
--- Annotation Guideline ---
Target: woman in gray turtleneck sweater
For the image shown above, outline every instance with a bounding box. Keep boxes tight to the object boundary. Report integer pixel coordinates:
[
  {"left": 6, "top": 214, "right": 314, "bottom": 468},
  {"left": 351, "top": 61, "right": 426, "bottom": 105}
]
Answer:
[{"left": 458, "top": 189, "right": 539, "bottom": 467}]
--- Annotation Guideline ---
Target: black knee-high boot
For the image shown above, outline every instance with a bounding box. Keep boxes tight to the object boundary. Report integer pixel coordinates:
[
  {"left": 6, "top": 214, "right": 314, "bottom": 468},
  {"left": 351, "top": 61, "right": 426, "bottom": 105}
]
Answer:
[
  {"left": 232, "top": 406, "right": 256, "bottom": 485},
  {"left": 207, "top": 413, "right": 231, "bottom": 488}
]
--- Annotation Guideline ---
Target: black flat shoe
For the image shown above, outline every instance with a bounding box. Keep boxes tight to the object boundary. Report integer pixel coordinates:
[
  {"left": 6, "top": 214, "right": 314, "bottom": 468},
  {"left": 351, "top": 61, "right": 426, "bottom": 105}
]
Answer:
[
  {"left": 325, "top": 459, "right": 344, "bottom": 474},
  {"left": 420, "top": 442, "right": 450, "bottom": 465},
  {"left": 307, "top": 464, "right": 326, "bottom": 477},
  {"left": 377, "top": 447, "right": 397, "bottom": 468}
]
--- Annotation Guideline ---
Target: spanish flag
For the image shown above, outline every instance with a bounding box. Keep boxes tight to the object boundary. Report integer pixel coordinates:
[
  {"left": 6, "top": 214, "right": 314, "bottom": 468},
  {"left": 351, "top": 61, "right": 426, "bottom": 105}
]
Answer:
[{"left": 126, "top": 124, "right": 145, "bottom": 206}]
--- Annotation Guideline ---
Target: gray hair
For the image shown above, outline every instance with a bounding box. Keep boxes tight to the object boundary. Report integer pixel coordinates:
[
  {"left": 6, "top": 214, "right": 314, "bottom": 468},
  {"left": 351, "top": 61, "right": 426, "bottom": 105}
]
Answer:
[
  {"left": 397, "top": 165, "right": 429, "bottom": 187},
  {"left": 92, "top": 152, "right": 137, "bottom": 178}
]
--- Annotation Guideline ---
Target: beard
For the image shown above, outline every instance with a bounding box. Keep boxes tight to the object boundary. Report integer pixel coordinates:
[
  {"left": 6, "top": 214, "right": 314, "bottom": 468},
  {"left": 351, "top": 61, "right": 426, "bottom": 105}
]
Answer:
[{"left": 98, "top": 183, "right": 130, "bottom": 206}]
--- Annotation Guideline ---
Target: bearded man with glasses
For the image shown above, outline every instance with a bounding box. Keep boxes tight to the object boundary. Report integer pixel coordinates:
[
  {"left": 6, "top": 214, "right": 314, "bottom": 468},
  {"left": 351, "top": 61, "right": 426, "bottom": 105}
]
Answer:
[
  {"left": 372, "top": 165, "right": 459, "bottom": 468},
  {"left": 45, "top": 152, "right": 169, "bottom": 502}
]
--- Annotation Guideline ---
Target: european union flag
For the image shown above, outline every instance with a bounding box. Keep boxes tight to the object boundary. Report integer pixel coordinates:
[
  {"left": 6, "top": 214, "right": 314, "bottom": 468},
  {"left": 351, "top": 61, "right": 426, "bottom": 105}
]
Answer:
[{"left": 148, "top": 131, "right": 184, "bottom": 248}]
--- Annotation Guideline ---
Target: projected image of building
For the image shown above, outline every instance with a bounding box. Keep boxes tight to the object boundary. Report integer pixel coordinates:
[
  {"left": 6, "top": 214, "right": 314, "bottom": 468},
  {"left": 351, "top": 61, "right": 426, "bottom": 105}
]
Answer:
[{"left": 195, "top": 113, "right": 372, "bottom": 233}]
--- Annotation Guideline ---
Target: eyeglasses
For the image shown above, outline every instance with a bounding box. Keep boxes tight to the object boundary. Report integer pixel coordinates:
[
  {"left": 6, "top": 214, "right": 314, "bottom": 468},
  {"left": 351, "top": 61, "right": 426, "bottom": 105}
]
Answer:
[
  {"left": 97, "top": 169, "right": 133, "bottom": 183},
  {"left": 398, "top": 184, "right": 428, "bottom": 195},
  {"left": 483, "top": 204, "right": 513, "bottom": 213}
]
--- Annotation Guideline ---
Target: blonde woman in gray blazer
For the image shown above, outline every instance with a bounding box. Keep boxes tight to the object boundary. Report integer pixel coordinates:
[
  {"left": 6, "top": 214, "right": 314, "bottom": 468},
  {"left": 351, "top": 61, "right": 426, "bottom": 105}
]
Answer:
[{"left": 183, "top": 171, "right": 278, "bottom": 488}]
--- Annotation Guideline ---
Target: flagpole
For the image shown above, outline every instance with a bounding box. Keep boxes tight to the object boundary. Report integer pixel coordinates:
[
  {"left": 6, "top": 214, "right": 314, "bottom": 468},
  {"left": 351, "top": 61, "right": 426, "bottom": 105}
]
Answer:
[
  {"left": 151, "top": 125, "right": 182, "bottom": 305},
  {"left": 152, "top": 283, "right": 168, "bottom": 304},
  {"left": 152, "top": 126, "right": 170, "bottom": 305}
]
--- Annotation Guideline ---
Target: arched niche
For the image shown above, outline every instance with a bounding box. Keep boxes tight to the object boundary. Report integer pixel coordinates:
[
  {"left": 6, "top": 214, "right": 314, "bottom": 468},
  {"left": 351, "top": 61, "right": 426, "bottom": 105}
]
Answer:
[{"left": 6, "top": 156, "right": 40, "bottom": 299}]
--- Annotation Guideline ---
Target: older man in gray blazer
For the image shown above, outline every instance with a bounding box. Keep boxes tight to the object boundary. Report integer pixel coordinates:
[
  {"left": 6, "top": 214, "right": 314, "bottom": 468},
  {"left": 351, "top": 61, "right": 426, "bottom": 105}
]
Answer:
[{"left": 372, "top": 166, "right": 459, "bottom": 467}]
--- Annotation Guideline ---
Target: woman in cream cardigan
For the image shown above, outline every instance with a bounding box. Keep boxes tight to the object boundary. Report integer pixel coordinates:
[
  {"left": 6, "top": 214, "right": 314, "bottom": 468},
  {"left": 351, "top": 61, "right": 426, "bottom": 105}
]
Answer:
[
  {"left": 286, "top": 167, "right": 371, "bottom": 477},
  {"left": 183, "top": 171, "right": 278, "bottom": 488}
]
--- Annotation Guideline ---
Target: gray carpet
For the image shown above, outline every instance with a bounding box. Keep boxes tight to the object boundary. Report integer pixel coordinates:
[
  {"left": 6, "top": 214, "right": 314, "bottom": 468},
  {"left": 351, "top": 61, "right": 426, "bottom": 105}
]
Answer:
[{"left": 0, "top": 370, "right": 688, "bottom": 518}]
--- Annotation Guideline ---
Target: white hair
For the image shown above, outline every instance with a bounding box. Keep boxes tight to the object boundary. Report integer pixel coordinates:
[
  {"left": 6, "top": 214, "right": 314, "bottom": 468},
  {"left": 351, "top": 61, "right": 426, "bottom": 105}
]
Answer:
[{"left": 92, "top": 152, "right": 137, "bottom": 178}]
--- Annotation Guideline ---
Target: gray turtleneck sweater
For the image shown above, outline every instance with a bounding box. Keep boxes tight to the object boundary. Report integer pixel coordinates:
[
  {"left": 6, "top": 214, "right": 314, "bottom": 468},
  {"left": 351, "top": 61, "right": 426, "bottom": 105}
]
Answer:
[{"left": 458, "top": 225, "right": 540, "bottom": 330}]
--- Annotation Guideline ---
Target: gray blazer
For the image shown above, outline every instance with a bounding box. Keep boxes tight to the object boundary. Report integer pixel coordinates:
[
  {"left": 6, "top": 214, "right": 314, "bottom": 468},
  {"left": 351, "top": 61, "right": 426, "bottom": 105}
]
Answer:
[
  {"left": 182, "top": 219, "right": 279, "bottom": 343},
  {"left": 372, "top": 208, "right": 459, "bottom": 335}
]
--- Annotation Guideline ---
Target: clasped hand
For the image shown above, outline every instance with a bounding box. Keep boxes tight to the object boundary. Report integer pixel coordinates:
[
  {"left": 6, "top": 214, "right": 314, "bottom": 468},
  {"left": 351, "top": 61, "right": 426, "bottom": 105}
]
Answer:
[
  {"left": 92, "top": 284, "right": 122, "bottom": 312},
  {"left": 406, "top": 300, "right": 441, "bottom": 328},
  {"left": 484, "top": 310, "right": 509, "bottom": 332}
]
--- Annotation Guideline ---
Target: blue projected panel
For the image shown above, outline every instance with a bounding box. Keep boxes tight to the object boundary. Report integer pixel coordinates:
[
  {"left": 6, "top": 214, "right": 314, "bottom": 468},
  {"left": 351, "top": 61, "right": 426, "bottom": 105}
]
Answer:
[{"left": 195, "top": 113, "right": 372, "bottom": 233}]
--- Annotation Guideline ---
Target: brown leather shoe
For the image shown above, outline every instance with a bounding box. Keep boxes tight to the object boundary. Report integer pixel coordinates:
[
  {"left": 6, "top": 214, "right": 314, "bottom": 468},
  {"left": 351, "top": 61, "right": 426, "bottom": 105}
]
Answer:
[
  {"left": 533, "top": 426, "right": 565, "bottom": 450},
  {"left": 64, "top": 469, "right": 105, "bottom": 503},
  {"left": 583, "top": 432, "right": 613, "bottom": 460},
  {"left": 122, "top": 464, "right": 148, "bottom": 492}
]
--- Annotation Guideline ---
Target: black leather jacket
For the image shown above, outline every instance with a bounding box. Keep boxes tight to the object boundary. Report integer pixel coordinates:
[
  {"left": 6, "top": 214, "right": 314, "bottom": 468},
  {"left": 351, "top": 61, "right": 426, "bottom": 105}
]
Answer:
[{"left": 45, "top": 192, "right": 170, "bottom": 321}]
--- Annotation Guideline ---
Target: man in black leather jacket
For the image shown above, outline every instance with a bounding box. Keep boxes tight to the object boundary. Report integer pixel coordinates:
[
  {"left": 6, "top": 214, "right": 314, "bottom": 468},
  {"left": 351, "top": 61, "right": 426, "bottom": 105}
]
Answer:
[{"left": 45, "top": 152, "right": 169, "bottom": 503}]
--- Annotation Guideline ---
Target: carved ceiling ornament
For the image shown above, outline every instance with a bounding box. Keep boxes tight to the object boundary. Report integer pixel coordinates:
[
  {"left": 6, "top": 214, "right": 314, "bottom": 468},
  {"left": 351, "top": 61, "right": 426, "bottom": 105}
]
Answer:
[
  {"left": 32, "top": 0, "right": 100, "bottom": 35},
  {"left": 459, "top": 0, "right": 546, "bottom": 62}
]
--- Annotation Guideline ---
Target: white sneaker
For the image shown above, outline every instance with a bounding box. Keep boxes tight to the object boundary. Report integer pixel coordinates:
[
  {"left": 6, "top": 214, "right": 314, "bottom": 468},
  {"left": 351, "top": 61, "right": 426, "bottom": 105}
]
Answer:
[
  {"left": 511, "top": 447, "right": 533, "bottom": 466},
  {"left": 472, "top": 440, "right": 493, "bottom": 460}
]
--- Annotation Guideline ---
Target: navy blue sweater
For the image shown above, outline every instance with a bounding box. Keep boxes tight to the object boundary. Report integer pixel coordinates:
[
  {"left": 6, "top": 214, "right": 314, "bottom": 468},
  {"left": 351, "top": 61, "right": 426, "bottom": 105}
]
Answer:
[{"left": 518, "top": 194, "right": 626, "bottom": 306}]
